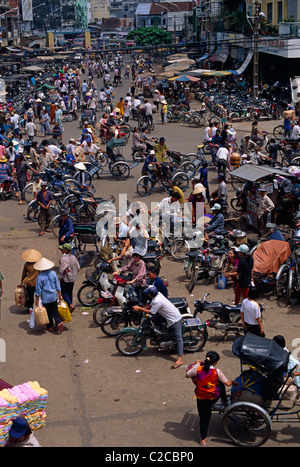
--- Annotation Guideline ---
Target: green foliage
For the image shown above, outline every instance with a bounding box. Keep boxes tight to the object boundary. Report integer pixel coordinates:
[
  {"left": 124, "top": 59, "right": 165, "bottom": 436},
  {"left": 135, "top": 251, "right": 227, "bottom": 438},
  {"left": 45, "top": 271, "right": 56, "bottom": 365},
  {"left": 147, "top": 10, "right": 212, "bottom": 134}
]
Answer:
[{"left": 127, "top": 27, "right": 172, "bottom": 46}]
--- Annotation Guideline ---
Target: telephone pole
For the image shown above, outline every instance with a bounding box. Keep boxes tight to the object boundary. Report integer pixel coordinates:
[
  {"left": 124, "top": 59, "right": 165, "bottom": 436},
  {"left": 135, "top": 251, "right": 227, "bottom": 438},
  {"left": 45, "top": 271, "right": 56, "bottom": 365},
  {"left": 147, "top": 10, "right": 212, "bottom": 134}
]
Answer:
[{"left": 253, "top": 0, "right": 260, "bottom": 101}]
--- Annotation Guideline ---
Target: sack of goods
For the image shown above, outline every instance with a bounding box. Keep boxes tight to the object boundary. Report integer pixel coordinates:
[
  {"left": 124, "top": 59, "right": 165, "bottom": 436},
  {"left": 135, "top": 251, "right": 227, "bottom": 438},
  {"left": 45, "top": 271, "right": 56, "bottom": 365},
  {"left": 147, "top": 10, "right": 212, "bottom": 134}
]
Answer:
[
  {"left": 14, "top": 286, "right": 26, "bottom": 308},
  {"left": 34, "top": 306, "right": 49, "bottom": 326}
]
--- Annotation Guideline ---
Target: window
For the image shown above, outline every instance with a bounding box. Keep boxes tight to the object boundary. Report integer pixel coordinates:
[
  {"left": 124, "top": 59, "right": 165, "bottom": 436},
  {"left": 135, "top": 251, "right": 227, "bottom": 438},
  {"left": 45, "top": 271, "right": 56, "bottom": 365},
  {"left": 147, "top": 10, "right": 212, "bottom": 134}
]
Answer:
[
  {"left": 267, "top": 2, "right": 273, "bottom": 23},
  {"left": 277, "top": 1, "right": 283, "bottom": 22}
]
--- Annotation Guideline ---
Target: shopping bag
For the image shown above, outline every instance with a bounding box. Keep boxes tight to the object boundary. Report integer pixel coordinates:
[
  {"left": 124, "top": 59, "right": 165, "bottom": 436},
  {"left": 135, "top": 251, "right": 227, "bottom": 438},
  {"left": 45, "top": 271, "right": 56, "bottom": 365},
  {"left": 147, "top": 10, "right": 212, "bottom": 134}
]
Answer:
[
  {"left": 29, "top": 309, "right": 36, "bottom": 329},
  {"left": 14, "top": 286, "right": 26, "bottom": 308},
  {"left": 57, "top": 300, "right": 72, "bottom": 323},
  {"left": 217, "top": 274, "right": 227, "bottom": 290},
  {"left": 34, "top": 306, "right": 49, "bottom": 326}
]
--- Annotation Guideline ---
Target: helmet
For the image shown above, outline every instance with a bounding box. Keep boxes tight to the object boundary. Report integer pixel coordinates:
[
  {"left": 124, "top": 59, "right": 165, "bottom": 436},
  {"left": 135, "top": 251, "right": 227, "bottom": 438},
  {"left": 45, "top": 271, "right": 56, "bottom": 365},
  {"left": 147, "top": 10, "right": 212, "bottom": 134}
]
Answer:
[{"left": 145, "top": 285, "right": 158, "bottom": 297}]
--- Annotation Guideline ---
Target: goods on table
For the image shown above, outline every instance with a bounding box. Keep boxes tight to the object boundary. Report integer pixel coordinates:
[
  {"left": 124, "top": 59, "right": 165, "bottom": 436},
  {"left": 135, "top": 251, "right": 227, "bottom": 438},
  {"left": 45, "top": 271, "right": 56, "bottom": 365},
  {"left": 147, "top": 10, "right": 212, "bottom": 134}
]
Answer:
[{"left": 0, "top": 381, "right": 48, "bottom": 446}]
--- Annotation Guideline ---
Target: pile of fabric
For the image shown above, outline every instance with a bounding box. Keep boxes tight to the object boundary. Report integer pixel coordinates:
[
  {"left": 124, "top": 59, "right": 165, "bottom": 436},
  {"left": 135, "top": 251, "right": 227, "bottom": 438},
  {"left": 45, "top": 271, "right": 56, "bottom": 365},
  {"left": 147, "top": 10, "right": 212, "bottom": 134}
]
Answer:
[{"left": 0, "top": 381, "right": 48, "bottom": 446}]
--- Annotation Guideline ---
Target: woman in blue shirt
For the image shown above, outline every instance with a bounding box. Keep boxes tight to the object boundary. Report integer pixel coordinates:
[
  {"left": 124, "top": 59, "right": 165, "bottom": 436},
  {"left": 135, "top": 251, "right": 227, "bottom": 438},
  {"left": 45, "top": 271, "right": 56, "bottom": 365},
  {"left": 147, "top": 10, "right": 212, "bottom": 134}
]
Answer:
[{"left": 34, "top": 257, "right": 64, "bottom": 333}]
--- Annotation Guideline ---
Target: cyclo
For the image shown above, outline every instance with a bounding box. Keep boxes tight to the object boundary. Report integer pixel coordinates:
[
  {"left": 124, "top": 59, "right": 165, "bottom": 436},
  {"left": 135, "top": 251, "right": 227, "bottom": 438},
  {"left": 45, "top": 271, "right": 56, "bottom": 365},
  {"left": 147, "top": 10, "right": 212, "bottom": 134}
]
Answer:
[{"left": 220, "top": 332, "right": 300, "bottom": 447}]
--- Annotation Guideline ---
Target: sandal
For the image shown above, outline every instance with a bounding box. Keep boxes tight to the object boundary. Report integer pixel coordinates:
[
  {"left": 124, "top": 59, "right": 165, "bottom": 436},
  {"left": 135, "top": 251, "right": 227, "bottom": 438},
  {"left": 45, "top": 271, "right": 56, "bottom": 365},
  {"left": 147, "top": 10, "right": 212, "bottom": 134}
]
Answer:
[
  {"left": 58, "top": 322, "right": 64, "bottom": 334},
  {"left": 39, "top": 231, "right": 44, "bottom": 236},
  {"left": 171, "top": 361, "right": 183, "bottom": 369}
]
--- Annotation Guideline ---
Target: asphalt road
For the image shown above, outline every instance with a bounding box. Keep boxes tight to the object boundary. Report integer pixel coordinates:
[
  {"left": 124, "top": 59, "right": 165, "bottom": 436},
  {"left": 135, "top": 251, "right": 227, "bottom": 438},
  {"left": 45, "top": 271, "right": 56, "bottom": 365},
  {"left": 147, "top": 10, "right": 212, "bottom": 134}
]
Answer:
[{"left": 0, "top": 57, "right": 299, "bottom": 449}]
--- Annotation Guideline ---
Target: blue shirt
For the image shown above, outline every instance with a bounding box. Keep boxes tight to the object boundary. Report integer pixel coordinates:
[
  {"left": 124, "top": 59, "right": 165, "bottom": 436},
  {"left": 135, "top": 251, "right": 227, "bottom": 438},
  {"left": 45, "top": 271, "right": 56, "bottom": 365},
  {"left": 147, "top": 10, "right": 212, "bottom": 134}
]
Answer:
[
  {"left": 206, "top": 213, "right": 224, "bottom": 233},
  {"left": 148, "top": 277, "right": 168, "bottom": 298},
  {"left": 58, "top": 217, "right": 74, "bottom": 243},
  {"left": 35, "top": 270, "right": 61, "bottom": 304},
  {"left": 142, "top": 154, "right": 158, "bottom": 172}
]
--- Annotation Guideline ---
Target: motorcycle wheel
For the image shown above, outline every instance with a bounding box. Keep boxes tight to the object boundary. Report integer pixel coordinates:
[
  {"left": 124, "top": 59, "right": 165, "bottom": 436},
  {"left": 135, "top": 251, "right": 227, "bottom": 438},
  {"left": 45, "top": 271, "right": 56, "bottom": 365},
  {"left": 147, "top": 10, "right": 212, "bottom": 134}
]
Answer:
[
  {"left": 188, "top": 265, "right": 199, "bottom": 293},
  {"left": 115, "top": 331, "right": 143, "bottom": 356},
  {"left": 93, "top": 302, "right": 113, "bottom": 327},
  {"left": 183, "top": 327, "right": 207, "bottom": 352},
  {"left": 77, "top": 284, "right": 101, "bottom": 307},
  {"left": 100, "top": 314, "right": 127, "bottom": 336}
]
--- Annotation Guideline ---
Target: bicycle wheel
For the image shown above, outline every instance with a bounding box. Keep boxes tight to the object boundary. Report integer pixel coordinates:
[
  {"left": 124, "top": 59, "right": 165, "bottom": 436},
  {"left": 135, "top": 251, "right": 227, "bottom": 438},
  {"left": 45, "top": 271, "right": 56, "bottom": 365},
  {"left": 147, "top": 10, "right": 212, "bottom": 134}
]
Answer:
[
  {"left": 170, "top": 239, "right": 189, "bottom": 260},
  {"left": 230, "top": 197, "right": 243, "bottom": 212},
  {"left": 172, "top": 172, "right": 189, "bottom": 192},
  {"left": 230, "top": 176, "right": 244, "bottom": 191},
  {"left": 208, "top": 115, "right": 220, "bottom": 125},
  {"left": 189, "top": 115, "right": 201, "bottom": 128},
  {"left": 222, "top": 402, "right": 271, "bottom": 447},
  {"left": 136, "top": 176, "right": 154, "bottom": 197},
  {"left": 23, "top": 183, "right": 34, "bottom": 203},
  {"left": 275, "top": 263, "right": 289, "bottom": 298},
  {"left": 50, "top": 214, "right": 60, "bottom": 237},
  {"left": 111, "top": 162, "right": 130, "bottom": 180},
  {"left": 26, "top": 200, "right": 39, "bottom": 222},
  {"left": 180, "top": 161, "right": 196, "bottom": 179},
  {"left": 286, "top": 268, "right": 294, "bottom": 305},
  {"left": 273, "top": 125, "right": 284, "bottom": 140}
]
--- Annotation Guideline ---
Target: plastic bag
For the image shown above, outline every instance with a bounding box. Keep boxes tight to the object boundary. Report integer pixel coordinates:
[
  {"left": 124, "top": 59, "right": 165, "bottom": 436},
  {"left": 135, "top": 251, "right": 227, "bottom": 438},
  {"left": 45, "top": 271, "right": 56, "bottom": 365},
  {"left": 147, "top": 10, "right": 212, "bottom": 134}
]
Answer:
[
  {"left": 57, "top": 300, "right": 72, "bottom": 323},
  {"left": 15, "top": 286, "right": 26, "bottom": 308},
  {"left": 217, "top": 274, "right": 227, "bottom": 290},
  {"left": 29, "top": 309, "right": 36, "bottom": 329},
  {"left": 34, "top": 306, "right": 49, "bottom": 326}
]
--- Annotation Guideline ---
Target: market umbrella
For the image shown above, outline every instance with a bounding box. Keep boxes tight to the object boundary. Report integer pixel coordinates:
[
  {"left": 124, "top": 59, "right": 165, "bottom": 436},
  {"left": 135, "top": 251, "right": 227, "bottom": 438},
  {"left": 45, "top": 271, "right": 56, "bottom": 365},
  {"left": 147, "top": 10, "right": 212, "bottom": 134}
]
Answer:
[
  {"left": 157, "top": 71, "right": 176, "bottom": 79},
  {"left": 168, "top": 74, "right": 200, "bottom": 83},
  {"left": 164, "top": 64, "right": 191, "bottom": 72}
]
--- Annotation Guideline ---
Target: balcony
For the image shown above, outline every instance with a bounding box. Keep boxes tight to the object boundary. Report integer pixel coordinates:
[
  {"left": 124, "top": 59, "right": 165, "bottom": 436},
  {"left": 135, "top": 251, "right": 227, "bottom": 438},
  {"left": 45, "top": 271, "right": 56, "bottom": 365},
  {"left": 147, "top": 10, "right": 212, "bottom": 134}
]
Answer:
[{"left": 279, "top": 22, "right": 300, "bottom": 37}]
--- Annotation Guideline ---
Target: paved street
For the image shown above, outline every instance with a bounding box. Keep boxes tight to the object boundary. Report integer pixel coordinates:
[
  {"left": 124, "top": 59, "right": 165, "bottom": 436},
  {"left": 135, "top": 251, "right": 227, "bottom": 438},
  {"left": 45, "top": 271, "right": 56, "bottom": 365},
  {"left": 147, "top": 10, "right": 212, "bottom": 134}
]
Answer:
[{"left": 0, "top": 59, "right": 299, "bottom": 448}]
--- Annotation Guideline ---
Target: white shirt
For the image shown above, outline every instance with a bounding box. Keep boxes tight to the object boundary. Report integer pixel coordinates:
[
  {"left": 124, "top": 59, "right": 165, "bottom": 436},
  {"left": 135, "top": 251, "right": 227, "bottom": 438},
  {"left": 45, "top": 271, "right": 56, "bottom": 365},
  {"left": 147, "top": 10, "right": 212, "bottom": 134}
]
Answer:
[
  {"left": 241, "top": 298, "right": 261, "bottom": 325},
  {"left": 150, "top": 292, "right": 182, "bottom": 326},
  {"left": 158, "top": 196, "right": 181, "bottom": 217},
  {"left": 204, "top": 126, "right": 211, "bottom": 141},
  {"left": 25, "top": 121, "right": 36, "bottom": 136},
  {"left": 291, "top": 125, "right": 300, "bottom": 139},
  {"left": 47, "top": 144, "right": 62, "bottom": 159},
  {"left": 217, "top": 147, "right": 229, "bottom": 161}
]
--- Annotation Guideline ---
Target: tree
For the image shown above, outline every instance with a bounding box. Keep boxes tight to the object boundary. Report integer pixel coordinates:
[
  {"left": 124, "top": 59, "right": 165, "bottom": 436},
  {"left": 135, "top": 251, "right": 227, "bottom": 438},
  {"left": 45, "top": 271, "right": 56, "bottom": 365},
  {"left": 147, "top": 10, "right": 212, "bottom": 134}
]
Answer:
[{"left": 127, "top": 27, "right": 172, "bottom": 46}]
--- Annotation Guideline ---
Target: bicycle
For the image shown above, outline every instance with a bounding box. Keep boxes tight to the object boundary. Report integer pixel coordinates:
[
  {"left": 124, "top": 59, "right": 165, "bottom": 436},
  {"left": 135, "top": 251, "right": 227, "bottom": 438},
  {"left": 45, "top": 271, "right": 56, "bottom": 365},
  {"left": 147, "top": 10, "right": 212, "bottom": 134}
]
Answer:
[{"left": 136, "top": 164, "right": 189, "bottom": 197}]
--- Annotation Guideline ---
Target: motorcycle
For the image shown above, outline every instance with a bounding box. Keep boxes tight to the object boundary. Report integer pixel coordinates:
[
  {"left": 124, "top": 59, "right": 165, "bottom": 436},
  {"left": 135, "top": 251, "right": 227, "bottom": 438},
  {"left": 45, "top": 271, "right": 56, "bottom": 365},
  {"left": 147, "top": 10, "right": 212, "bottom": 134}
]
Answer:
[
  {"left": 100, "top": 280, "right": 191, "bottom": 336},
  {"left": 193, "top": 293, "right": 265, "bottom": 341},
  {"left": 77, "top": 262, "right": 113, "bottom": 307},
  {"left": 184, "top": 248, "right": 227, "bottom": 293},
  {"left": 115, "top": 313, "right": 208, "bottom": 356},
  {"left": 0, "top": 180, "right": 17, "bottom": 200}
]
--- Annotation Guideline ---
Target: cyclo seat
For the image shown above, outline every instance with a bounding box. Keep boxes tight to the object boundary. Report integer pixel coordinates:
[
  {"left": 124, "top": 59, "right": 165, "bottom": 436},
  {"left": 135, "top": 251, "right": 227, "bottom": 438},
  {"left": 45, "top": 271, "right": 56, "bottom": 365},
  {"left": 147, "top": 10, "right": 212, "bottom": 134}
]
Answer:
[
  {"left": 169, "top": 297, "right": 186, "bottom": 309},
  {"left": 186, "top": 250, "right": 199, "bottom": 258},
  {"left": 143, "top": 252, "right": 158, "bottom": 260},
  {"left": 197, "top": 144, "right": 204, "bottom": 149}
]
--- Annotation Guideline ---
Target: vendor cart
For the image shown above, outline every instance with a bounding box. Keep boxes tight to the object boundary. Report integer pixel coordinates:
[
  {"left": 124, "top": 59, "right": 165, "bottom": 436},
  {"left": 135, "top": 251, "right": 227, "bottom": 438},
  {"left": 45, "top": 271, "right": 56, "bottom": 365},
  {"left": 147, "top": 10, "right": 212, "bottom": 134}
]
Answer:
[{"left": 229, "top": 165, "right": 296, "bottom": 229}]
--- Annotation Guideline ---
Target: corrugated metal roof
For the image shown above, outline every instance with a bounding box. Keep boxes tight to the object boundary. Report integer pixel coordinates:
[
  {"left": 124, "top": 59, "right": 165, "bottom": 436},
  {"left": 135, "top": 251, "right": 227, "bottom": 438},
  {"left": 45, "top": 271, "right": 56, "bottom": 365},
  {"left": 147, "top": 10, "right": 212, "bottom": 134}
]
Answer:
[{"left": 135, "top": 3, "right": 151, "bottom": 15}]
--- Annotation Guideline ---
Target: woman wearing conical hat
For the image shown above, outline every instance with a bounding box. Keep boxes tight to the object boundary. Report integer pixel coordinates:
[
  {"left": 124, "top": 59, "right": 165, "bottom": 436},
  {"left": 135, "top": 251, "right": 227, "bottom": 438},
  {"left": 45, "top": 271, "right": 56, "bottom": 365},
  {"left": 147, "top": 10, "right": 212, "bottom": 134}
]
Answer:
[
  {"left": 20, "top": 249, "right": 42, "bottom": 312},
  {"left": 34, "top": 257, "right": 64, "bottom": 334}
]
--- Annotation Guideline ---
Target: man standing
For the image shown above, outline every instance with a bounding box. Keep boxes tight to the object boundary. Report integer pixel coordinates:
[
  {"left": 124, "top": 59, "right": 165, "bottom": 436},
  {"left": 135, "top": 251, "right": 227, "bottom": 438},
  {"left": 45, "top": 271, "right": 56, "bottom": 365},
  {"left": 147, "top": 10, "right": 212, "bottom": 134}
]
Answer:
[
  {"left": 257, "top": 186, "right": 274, "bottom": 236},
  {"left": 36, "top": 181, "right": 53, "bottom": 236},
  {"left": 25, "top": 118, "right": 37, "bottom": 142},
  {"left": 133, "top": 285, "right": 184, "bottom": 369},
  {"left": 14, "top": 154, "right": 37, "bottom": 205},
  {"left": 58, "top": 243, "right": 80, "bottom": 313}
]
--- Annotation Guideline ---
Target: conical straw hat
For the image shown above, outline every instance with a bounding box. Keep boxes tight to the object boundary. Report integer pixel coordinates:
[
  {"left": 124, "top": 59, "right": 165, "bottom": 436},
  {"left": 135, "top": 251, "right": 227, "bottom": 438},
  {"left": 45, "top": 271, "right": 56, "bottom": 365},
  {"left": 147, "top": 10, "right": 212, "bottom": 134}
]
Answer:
[
  {"left": 33, "top": 257, "right": 55, "bottom": 271},
  {"left": 22, "top": 249, "right": 42, "bottom": 262}
]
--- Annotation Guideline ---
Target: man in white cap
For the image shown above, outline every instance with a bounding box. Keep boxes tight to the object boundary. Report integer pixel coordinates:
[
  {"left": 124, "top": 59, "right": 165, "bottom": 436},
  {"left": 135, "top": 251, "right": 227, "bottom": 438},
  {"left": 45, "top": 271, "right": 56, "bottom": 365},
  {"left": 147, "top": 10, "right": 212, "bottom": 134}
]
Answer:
[{"left": 34, "top": 257, "right": 64, "bottom": 333}]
